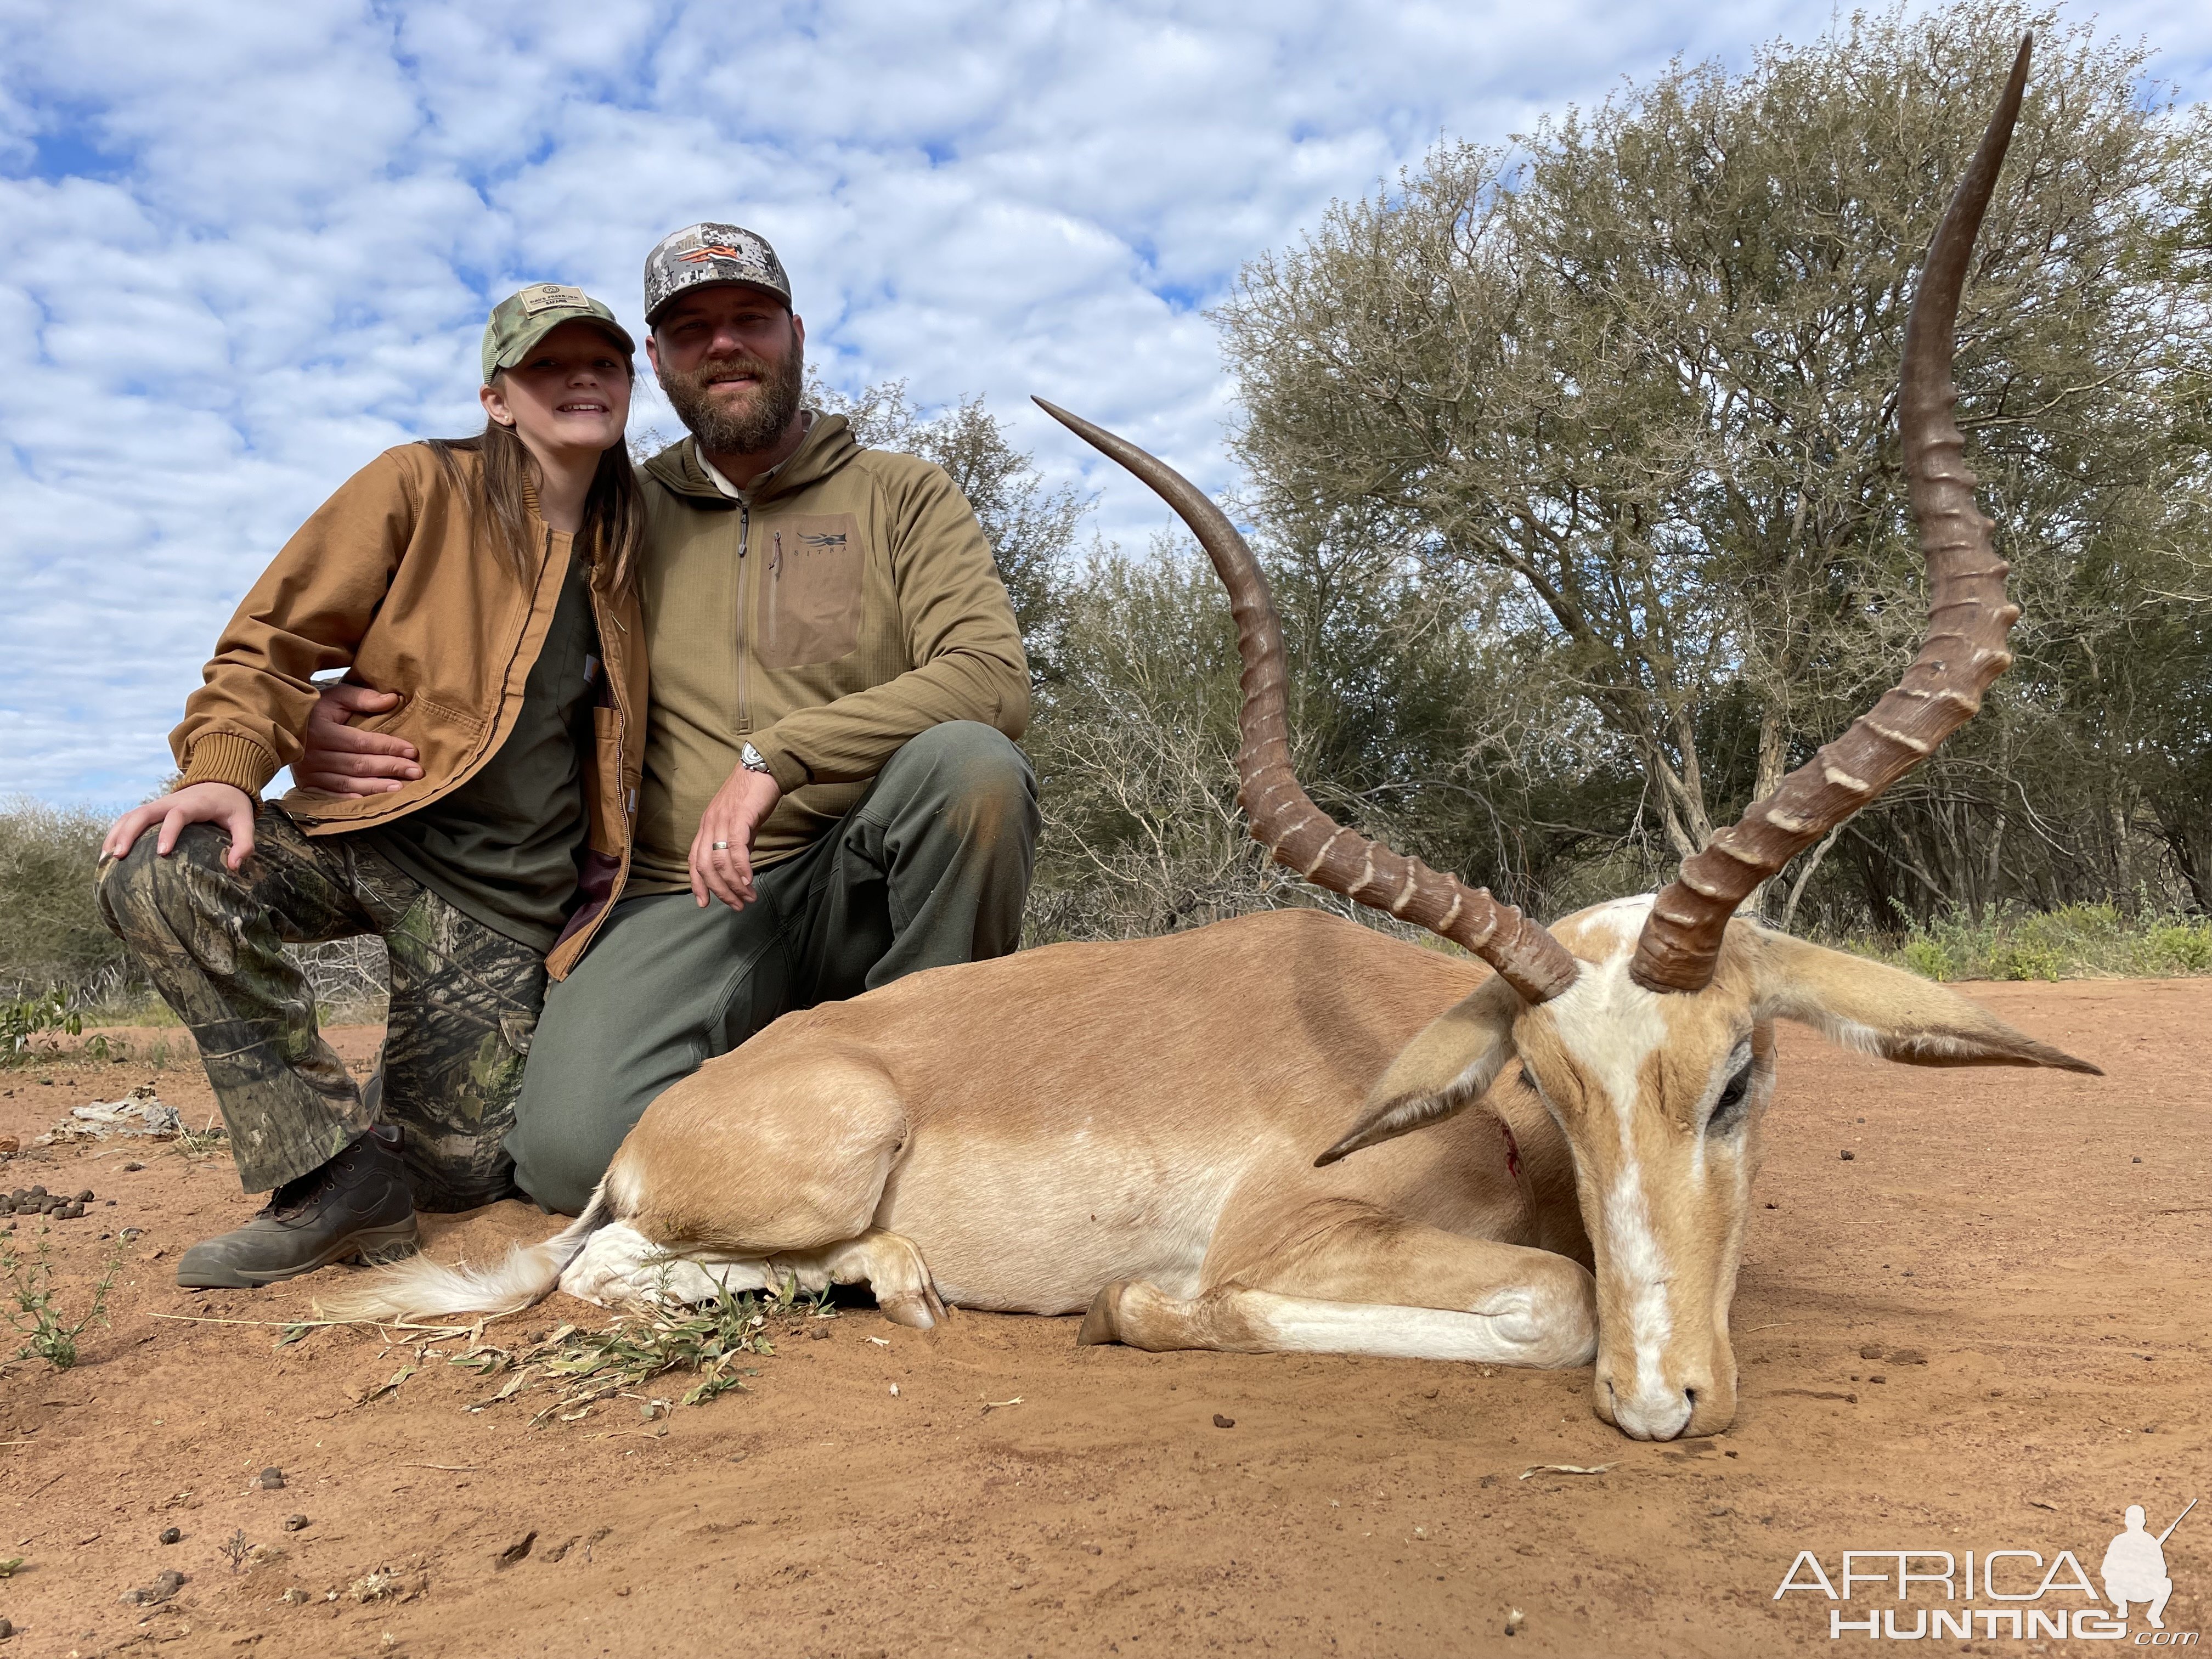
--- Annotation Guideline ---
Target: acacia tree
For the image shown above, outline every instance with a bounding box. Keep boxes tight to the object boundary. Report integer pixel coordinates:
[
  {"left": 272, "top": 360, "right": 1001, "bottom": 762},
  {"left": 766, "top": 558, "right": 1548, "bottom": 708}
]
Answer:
[{"left": 1221, "top": 2, "right": 2210, "bottom": 925}]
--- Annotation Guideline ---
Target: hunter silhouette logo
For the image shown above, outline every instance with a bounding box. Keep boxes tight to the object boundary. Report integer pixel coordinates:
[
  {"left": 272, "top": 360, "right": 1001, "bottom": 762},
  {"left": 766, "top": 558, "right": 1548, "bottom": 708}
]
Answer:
[
  {"left": 1773, "top": 1498, "right": 2197, "bottom": 1642},
  {"left": 2106, "top": 1501, "right": 2193, "bottom": 1630}
]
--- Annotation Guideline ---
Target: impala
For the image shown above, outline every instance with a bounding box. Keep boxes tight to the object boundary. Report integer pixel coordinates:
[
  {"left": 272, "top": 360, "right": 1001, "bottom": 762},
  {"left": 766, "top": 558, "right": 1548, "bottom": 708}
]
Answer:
[{"left": 325, "top": 43, "right": 2094, "bottom": 1440}]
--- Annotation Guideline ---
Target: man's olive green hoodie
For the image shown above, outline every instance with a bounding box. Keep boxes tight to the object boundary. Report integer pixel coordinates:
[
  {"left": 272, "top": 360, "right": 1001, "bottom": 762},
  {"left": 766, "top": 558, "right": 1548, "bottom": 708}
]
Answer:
[{"left": 629, "top": 413, "right": 1029, "bottom": 891}]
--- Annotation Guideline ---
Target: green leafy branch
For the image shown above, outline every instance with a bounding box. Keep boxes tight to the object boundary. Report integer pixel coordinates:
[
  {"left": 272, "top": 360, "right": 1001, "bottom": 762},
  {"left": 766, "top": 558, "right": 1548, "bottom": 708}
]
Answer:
[{"left": 3, "top": 1228, "right": 123, "bottom": 1370}]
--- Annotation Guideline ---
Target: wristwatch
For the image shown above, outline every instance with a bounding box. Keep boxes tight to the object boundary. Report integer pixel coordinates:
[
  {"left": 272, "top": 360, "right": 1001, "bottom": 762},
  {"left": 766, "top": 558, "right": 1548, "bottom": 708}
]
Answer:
[{"left": 740, "top": 742, "right": 773, "bottom": 777}]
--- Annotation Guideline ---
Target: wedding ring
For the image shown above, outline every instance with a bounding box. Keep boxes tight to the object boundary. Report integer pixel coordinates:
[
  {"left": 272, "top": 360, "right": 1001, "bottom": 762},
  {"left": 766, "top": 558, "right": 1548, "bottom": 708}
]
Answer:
[{"left": 712, "top": 840, "right": 730, "bottom": 850}]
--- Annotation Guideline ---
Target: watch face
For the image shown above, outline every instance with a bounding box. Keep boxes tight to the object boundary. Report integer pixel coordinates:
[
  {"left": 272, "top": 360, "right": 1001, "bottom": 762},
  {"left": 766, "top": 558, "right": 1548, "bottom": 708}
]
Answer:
[{"left": 741, "top": 743, "right": 768, "bottom": 771}]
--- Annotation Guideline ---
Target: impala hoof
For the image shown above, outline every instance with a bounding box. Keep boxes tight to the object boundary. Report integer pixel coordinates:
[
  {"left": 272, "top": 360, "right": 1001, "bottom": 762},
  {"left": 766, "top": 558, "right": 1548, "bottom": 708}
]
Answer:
[
  {"left": 879, "top": 1293, "right": 939, "bottom": 1330},
  {"left": 1077, "top": 1283, "right": 1127, "bottom": 1346}
]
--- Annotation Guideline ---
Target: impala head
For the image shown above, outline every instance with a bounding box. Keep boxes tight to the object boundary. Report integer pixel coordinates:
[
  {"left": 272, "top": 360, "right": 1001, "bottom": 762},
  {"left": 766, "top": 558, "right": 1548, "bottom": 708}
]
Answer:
[
  {"left": 1039, "top": 41, "right": 2092, "bottom": 1439},
  {"left": 1328, "top": 891, "right": 2092, "bottom": 1437}
]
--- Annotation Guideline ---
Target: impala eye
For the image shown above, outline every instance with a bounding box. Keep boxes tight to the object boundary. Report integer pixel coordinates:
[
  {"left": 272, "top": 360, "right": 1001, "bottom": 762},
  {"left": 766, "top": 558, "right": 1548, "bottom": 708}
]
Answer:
[{"left": 1707, "top": 1063, "right": 1753, "bottom": 1136}]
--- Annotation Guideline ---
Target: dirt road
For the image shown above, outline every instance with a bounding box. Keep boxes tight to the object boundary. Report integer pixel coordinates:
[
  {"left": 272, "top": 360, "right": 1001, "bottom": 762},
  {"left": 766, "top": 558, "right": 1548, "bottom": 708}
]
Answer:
[{"left": 1, "top": 977, "right": 2204, "bottom": 1657}]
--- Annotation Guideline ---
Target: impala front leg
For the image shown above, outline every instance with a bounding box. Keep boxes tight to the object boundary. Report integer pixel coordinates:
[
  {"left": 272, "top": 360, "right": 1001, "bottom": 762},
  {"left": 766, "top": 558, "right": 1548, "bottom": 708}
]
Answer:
[
  {"left": 1081, "top": 1216, "right": 1595, "bottom": 1368},
  {"left": 801, "top": 1227, "right": 948, "bottom": 1329}
]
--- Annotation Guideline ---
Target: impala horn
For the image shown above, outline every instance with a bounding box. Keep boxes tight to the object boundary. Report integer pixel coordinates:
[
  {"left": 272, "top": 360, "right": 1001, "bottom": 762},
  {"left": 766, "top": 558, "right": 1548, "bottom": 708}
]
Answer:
[
  {"left": 1033, "top": 399, "right": 1579, "bottom": 1003},
  {"left": 1628, "top": 37, "right": 2034, "bottom": 994}
]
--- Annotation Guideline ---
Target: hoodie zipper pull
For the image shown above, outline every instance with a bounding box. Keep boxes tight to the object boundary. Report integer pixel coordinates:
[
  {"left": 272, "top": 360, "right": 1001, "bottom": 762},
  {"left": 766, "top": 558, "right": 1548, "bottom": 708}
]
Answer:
[{"left": 772, "top": 529, "right": 782, "bottom": 576}]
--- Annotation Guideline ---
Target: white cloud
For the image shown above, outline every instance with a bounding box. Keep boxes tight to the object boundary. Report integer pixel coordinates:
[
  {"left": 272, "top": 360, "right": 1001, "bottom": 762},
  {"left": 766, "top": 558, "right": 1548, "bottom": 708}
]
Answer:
[{"left": 2, "top": 0, "right": 2206, "bottom": 805}]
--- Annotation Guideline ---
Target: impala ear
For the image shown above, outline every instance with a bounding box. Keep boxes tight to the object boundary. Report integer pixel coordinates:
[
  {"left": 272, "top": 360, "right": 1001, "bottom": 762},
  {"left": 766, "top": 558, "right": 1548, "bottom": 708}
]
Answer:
[
  {"left": 1750, "top": 930, "right": 2101, "bottom": 1075},
  {"left": 1317, "top": 973, "right": 1521, "bottom": 1167}
]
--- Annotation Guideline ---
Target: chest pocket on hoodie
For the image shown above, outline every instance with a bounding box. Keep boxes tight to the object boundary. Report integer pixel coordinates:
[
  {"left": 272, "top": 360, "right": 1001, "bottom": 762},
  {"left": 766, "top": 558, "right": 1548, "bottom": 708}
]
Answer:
[{"left": 758, "top": 512, "right": 865, "bottom": 670}]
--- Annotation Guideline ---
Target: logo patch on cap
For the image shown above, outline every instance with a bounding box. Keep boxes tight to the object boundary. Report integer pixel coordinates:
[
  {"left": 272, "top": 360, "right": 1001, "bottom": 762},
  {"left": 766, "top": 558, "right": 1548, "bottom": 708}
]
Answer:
[
  {"left": 518, "top": 283, "right": 591, "bottom": 314},
  {"left": 643, "top": 222, "right": 793, "bottom": 322}
]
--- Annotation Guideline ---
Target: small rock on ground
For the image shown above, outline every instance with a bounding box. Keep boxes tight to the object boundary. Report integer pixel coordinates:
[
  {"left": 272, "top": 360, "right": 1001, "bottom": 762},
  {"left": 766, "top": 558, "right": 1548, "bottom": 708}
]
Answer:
[{"left": 119, "top": 1568, "right": 187, "bottom": 1606}]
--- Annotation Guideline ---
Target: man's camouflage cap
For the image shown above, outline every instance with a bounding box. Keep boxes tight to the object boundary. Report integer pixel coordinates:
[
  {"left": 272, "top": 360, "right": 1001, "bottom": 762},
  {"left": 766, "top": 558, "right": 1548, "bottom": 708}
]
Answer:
[
  {"left": 642, "top": 222, "right": 792, "bottom": 324},
  {"left": 480, "top": 284, "right": 636, "bottom": 384}
]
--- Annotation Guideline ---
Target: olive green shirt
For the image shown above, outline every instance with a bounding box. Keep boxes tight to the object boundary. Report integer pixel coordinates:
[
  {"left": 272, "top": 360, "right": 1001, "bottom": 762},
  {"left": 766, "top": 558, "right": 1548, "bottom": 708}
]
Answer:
[
  {"left": 356, "top": 545, "right": 601, "bottom": 950},
  {"left": 627, "top": 414, "right": 1029, "bottom": 893}
]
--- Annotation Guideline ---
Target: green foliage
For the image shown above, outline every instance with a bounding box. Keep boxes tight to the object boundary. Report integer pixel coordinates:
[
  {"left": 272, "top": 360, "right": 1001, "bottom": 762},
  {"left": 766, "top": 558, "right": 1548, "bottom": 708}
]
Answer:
[
  {"left": 2, "top": 986, "right": 83, "bottom": 1065},
  {"left": 1845, "top": 904, "right": 2212, "bottom": 981},
  {"left": 1898, "top": 938, "right": 1959, "bottom": 982},
  {"left": 0, "top": 799, "right": 127, "bottom": 1001},
  {"left": 2, "top": 1229, "right": 122, "bottom": 1370},
  {"left": 436, "top": 1278, "right": 826, "bottom": 1424},
  {"left": 2147, "top": 924, "right": 2212, "bottom": 973}
]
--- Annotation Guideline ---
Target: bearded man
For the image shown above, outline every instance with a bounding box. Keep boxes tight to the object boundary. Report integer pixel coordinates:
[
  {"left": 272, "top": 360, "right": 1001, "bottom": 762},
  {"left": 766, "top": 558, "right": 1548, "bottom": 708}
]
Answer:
[{"left": 306, "top": 224, "right": 1037, "bottom": 1214}]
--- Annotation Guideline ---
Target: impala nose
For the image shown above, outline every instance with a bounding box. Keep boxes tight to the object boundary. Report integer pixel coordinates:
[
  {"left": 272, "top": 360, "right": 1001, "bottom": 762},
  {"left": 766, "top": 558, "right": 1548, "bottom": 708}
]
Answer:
[{"left": 1604, "top": 1376, "right": 1696, "bottom": 1441}]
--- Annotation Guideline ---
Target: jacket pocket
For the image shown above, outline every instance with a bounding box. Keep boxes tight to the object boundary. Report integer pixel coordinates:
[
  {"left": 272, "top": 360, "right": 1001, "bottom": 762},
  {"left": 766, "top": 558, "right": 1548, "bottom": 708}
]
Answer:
[
  {"left": 338, "top": 693, "right": 485, "bottom": 787},
  {"left": 283, "top": 691, "right": 489, "bottom": 818},
  {"left": 758, "top": 512, "right": 864, "bottom": 669},
  {"left": 352, "top": 692, "right": 476, "bottom": 738}
]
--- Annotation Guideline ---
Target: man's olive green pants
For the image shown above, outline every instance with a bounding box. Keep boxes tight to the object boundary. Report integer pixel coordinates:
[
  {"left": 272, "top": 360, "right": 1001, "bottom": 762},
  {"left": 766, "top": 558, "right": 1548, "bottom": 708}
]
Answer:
[{"left": 506, "top": 721, "right": 1039, "bottom": 1215}]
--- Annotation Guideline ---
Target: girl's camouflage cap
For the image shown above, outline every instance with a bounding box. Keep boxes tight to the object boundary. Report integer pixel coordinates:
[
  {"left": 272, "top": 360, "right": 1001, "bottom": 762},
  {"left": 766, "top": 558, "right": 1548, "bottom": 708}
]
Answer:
[
  {"left": 481, "top": 284, "right": 636, "bottom": 383},
  {"left": 642, "top": 223, "right": 791, "bottom": 324}
]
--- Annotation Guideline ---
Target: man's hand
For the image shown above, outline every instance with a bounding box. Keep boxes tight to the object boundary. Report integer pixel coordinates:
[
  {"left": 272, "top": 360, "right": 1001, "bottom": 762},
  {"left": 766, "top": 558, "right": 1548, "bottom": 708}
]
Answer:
[
  {"left": 298, "top": 684, "right": 423, "bottom": 795},
  {"left": 688, "top": 764, "right": 783, "bottom": 910},
  {"left": 102, "top": 782, "right": 258, "bottom": 868}
]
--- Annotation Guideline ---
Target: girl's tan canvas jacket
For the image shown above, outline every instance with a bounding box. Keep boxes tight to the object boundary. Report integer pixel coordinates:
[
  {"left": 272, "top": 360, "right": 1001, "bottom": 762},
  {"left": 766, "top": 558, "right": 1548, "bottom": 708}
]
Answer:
[{"left": 170, "top": 443, "right": 648, "bottom": 978}]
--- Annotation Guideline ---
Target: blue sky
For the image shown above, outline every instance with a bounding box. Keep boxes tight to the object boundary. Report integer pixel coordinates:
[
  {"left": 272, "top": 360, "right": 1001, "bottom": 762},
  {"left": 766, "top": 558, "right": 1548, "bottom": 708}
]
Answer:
[{"left": 4, "top": 0, "right": 2207, "bottom": 808}]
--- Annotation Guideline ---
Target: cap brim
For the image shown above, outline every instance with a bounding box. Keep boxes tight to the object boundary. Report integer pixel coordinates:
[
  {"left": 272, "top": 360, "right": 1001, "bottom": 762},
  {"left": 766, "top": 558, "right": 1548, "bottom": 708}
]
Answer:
[{"left": 490, "top": 313, "right": 637, "bottom": 377}]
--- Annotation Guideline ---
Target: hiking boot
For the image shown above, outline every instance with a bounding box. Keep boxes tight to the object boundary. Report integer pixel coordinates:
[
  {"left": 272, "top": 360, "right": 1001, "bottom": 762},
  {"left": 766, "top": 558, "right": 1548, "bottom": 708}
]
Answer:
[{"left": 176, "top": 1125, "right": 417, "bottom": 1289}]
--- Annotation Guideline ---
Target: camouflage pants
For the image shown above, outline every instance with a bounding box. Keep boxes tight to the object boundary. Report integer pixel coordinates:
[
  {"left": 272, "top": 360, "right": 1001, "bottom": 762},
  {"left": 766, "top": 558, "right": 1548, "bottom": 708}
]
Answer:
[{"left": 96, "top": 805, "right": 543, "bottom": 1208}]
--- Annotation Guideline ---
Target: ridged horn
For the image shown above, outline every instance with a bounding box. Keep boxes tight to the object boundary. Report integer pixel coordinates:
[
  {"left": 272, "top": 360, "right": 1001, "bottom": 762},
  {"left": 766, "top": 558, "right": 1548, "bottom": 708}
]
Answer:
[
  {"left": 1034, "top": 399, "right": 1580, "bottom": 1003},
  {"left": 1629, "top": 36, "right": 2034, "bottom": 994}
]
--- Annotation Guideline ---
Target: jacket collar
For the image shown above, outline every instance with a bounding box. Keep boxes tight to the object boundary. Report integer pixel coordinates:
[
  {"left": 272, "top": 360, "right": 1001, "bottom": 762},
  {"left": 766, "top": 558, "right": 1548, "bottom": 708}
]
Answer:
[{"left": 643, "top": 413, "right": 857, "bottom": 510}]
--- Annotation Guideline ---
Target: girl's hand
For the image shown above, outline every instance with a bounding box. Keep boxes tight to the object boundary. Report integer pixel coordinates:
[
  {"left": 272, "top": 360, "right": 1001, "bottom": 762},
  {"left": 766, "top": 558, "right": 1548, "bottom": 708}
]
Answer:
[{"left": 101, "top": 782, "right": 258, "bottom": 868}]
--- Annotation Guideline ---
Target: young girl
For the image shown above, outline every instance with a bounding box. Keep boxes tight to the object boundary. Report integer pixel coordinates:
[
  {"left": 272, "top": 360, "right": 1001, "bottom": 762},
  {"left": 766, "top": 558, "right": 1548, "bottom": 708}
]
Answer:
[{"left": 99, "top": 284, "right": 647, "bottom": 1288}]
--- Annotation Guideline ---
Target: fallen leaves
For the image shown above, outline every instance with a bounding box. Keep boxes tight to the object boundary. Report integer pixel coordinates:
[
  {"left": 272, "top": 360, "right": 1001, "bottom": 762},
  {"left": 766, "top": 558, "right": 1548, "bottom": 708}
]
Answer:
[
  {"left": 296, "top": 1284, "right": 820, "bottom": 1426},
  {"left": 347, "top": 1365, "right": 415, "bottom": 1408}
]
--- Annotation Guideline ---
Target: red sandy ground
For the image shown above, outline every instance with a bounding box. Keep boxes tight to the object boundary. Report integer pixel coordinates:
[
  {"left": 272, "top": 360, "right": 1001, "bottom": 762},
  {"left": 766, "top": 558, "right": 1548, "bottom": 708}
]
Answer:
[{"left": 0, "top": 978, "right": 2204, "bottom": 1658}]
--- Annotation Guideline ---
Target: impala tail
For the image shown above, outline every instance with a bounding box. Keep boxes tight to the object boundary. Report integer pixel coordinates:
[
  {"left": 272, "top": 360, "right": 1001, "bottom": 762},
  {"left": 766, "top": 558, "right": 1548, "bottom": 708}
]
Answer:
[{"left": 314, "top": 1188, "right": 614, "bottom": 1323}]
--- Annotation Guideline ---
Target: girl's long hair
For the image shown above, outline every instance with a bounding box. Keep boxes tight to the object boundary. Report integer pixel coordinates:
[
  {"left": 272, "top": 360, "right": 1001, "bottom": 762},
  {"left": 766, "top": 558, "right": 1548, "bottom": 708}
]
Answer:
[{"left": 426, "top": 370, "right": 646, "bottom": 595}]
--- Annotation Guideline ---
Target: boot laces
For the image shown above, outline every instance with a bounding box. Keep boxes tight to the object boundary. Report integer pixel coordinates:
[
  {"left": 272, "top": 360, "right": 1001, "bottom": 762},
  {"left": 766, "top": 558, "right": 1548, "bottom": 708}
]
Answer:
[{"left": 263, "top": 1139, "right": 366, "bottom": 1221}]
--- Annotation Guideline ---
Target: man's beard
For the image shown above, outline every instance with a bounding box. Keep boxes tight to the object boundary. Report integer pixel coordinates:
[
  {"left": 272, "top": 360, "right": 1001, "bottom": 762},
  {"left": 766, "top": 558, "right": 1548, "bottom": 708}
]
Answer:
[{"left": 658, "top": 335, "right": 805, "bottom": 456}]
